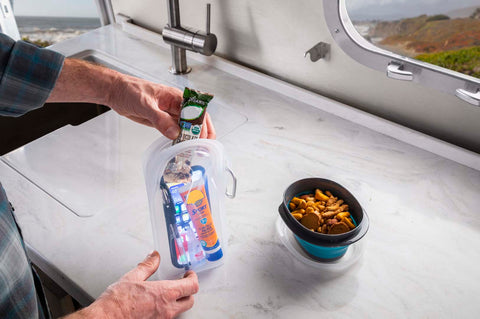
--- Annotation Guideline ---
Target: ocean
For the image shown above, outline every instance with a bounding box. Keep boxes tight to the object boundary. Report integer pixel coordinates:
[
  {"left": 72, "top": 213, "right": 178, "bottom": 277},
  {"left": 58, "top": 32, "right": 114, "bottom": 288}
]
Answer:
[{"left": 16, "top": 16, "right": 101, "bottom": 44}]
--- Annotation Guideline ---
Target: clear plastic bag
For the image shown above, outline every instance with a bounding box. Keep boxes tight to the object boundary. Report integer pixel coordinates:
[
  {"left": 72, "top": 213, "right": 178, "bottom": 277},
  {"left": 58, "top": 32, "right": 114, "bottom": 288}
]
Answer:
[{"left": 143, "top": 138, "right": 236, "bottom": 280}]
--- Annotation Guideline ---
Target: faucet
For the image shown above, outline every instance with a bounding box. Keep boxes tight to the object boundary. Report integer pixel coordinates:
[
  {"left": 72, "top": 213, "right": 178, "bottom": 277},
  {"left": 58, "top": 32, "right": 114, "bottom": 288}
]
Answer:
[{"left": 162, "top": 0, "right": 217, "bottom": 74}]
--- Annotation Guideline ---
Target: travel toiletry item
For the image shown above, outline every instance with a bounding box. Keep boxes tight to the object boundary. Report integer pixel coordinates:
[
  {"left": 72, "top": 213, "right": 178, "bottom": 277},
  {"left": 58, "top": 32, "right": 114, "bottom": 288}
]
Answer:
[{"left": 180, "top": 171, "right": 223, "bottom": 262}]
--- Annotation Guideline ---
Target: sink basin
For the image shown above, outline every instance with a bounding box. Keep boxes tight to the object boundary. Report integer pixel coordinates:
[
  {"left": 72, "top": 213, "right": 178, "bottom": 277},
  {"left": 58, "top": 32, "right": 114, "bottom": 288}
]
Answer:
[
  {"left": 70, "top": 49, "right": 154, "bottom": 78},
  {"left": 2, "top": 49, "right": 248, "bottom": 217},
  {"left": 0, "top": 49, "right": 159, "bottom": 156},
  {"left": 69, "top": 49, "right": 249, "bottom": 140},
  {"left": 0, "top": 102, "right": 110, "bottom": 155},
  {"left": 0, "top": 50, "right": 132, "bottom": 156}
]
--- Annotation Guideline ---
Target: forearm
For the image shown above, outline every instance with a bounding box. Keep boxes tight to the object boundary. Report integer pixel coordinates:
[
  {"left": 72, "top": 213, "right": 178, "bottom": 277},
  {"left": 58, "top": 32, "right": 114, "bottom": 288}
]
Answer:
[
  {"left": 45, "top": 58, "right": 206, "bottom": 140},
  {"left": 61, "top": 299, "right": 117, "bottom": 319},
  {"left": 62, "top": 307, "right": 105, "bottom": 319},
  {"left": 47, "top": 58, "right": 121, "bottom": 106}
]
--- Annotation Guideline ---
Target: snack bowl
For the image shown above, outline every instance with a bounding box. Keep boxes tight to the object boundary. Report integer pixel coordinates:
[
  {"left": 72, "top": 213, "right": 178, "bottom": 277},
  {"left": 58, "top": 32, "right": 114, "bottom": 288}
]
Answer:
[{"left": 278, "top": 178, "right": 369, "bottom": 261}]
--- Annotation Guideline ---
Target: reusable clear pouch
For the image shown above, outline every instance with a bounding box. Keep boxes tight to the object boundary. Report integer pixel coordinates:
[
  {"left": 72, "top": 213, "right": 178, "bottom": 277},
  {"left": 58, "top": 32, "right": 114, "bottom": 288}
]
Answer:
[{"left": 143, "top": 138, "right": 236, "bottom": 280}]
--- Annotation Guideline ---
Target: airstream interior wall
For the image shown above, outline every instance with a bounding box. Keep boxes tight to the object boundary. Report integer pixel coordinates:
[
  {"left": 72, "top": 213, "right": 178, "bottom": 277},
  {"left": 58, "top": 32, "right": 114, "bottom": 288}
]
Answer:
[{"left": 110, "top": 0, "right": 480, "bottom": 154}]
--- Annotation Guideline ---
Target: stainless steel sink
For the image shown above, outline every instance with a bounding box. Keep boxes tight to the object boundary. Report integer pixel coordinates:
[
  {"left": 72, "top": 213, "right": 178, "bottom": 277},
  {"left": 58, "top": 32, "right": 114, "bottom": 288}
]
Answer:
[
  {"left": 0, "top": 101, "right": 110, "bottom": 156},
  {"left": 70, "top": 49, "right": 153, "bottom": 78},
  {"left": 0, "top": 50, "right": 135, "bottom": 155},
  {"left": 0, "top": 50, "right": 145, "bottom": 156},
  {"left": 69, "top": 49, "right": 249, "bottom": 141},
  {"left": 2, "top": 49, "right": 248, "bottom": 216},
  {"left": 1, "top": 48, "right": 248, "bottom": 153}
]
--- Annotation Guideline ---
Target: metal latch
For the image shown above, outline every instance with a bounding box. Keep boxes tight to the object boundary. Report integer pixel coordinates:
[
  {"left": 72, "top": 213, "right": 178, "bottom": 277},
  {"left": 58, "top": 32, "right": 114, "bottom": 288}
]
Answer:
[
  {"left": 387, "top": 61, "right": 413, "bottom": 81},
  {"left": 456, "top": 88, "right": 480, "bottom": 107}
]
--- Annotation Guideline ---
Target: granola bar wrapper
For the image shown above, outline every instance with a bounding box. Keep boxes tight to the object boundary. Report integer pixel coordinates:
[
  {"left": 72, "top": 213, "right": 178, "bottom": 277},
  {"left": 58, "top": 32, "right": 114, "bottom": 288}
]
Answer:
[{"left": 172, "top": 87, "right": 213, "bottom": 144}]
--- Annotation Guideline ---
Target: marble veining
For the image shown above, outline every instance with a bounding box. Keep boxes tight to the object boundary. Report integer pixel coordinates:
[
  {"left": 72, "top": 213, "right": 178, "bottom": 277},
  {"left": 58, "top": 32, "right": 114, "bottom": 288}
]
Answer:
[{"left": 0, "top": 25, "right": 479, "bottom": 318}]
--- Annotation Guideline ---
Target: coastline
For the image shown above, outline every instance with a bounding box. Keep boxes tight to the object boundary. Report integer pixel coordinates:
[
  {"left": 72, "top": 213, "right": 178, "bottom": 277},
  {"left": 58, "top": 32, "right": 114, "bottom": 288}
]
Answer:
[{"left": 16, "top": 16, "right": 101, "bottom": 44}]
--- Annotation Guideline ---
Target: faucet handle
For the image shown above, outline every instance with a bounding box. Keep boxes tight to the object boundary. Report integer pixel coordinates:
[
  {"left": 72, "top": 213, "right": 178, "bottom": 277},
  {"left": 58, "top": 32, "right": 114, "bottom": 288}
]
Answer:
[
  {"left": 206, "top": 3, "right": 211, "bottom": 34},
  {"left": 198, "top": 3, "right": 217, "bottom": 56}
]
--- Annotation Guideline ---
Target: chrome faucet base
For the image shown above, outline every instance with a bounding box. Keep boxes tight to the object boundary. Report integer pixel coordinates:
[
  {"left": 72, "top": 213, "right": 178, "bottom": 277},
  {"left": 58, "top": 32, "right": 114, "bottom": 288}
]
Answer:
[{"left": 169, "top": 66, "right": 191, "bottom": 75}]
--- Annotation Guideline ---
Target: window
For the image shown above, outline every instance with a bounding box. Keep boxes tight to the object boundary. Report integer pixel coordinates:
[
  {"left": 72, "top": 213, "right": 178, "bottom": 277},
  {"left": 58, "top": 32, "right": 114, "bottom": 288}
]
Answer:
[
  {"left": 12, "top": 0, "right": 101, "bottom": 47},
  {"left": 323, "top": 0, "right": 480, "bottom": 106}
]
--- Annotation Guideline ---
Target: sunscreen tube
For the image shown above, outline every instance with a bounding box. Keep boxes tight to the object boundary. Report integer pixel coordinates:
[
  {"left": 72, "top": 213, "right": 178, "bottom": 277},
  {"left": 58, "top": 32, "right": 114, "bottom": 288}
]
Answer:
[{"left": 181, "top": 181, "right": 223, "bottom": 262}]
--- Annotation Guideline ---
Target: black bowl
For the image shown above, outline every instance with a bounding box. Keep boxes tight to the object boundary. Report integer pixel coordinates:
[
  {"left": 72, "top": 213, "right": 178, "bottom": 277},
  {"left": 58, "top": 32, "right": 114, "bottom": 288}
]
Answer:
[{"left": 278, "top": 178, "right": 369, "bottom": 259}]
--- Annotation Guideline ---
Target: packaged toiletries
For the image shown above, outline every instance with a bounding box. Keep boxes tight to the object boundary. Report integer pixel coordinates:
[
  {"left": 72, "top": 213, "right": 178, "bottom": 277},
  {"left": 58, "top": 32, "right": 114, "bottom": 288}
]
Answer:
[{"left": 143, "top": 138, "right": 236, "bottom": 280}]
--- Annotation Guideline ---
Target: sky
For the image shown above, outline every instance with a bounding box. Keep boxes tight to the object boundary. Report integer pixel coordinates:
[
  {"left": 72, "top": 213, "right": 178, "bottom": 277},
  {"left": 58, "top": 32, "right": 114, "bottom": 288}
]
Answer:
[
  {"left": 13, "top": 0, "right": 99, "bottom": 17},
  {"left": 346, "top": 0, "right": 480, "bottom": 21},
  {"left": 11, "top": 0, "right": 480, "bottom": 19}
]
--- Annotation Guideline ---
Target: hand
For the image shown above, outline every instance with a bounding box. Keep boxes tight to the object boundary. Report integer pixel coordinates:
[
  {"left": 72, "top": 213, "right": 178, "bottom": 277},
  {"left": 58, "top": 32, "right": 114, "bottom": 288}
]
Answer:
[
  {"left": 106, "top": 74, "right": 182, "bottom": 139},
  {"left": 107, "top": 74, "right": 216, "bottom": 140},
  {"left": 199, "top": 112, "right": 216, "bottom": 139},
  {"left": 65, "top": 251, "right": 199, "bottom": 319},
  {"left": 47, "top": 58, "right": 216, "bottom": 140}
]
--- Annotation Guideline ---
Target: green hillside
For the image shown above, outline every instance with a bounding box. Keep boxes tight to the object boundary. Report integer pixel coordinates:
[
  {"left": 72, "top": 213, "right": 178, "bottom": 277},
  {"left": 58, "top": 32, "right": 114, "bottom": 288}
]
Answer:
[
  {"left": 415, "top": 46, "right": 480, "bottom": 78},
  {"left": 367, "top": 11, "right": 480, "bottom": 77}
]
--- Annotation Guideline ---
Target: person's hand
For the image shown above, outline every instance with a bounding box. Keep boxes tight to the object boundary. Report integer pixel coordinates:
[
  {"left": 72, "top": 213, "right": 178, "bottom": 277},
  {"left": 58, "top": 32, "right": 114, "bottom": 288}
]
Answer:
[
  {"left": 65, "top": 251, "right": 199, "bottom": 319},
  {"left": 107, "top": 75, "right": 182, "bottom": 139},
  {"left": 107, "top": 73, "right": 216, "bottom": 140},
  {"left": 199, "top": 112, "right": 216, "bottom": 139},
  {"left": 47, "top": 58, "right": 216, "bottom": 140}
]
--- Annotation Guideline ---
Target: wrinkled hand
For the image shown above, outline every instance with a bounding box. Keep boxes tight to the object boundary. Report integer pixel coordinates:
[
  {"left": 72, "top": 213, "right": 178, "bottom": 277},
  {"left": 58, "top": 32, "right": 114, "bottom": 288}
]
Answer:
[
  {"left": 107, "top": 74, "right": 216, "bottom": 140},
  {"left": 66, "top": 251, "right": 199, "bottom": 319},
  {"left": 48, "top": 58, "right": 215, "bottom": 140}
]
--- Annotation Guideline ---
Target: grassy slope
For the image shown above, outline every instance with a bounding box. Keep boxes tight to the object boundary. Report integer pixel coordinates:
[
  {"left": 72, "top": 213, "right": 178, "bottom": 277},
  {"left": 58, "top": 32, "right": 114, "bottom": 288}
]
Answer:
[
  {"left": 415, "top": 46, "right": 480, "bottom": 78},
  {"left": 369, "top": 14, "right": 480, "bottom": 78}
]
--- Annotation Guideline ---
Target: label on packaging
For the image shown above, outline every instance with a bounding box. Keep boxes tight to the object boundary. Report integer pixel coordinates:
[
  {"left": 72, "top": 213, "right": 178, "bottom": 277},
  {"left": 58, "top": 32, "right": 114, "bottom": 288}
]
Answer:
[{"left": 173, "top": 87, "right": 214, "bottom": 145}]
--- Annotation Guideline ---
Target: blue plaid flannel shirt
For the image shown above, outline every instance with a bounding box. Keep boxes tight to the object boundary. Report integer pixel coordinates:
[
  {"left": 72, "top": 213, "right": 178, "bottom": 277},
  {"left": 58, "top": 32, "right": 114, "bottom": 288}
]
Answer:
[{"left": 0, "top": 33, "right": 64, "bottom": 318}]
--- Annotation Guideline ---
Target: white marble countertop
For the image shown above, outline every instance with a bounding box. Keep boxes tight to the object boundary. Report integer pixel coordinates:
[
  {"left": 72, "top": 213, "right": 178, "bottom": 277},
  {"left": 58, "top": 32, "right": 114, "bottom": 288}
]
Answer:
[{"left": 1, "top": 24, "right": 480, "bottom": 318}]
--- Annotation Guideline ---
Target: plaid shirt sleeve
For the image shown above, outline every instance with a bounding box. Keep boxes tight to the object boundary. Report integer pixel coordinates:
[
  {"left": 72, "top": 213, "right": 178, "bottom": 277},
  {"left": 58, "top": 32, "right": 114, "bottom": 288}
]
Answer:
[
  {"left": 0, "top": 32, "right": 65, "bottom": 117},
  {"left": 1, "top": 183, "right": 49, "bottom": 318},
  {"left": 0, "top": 33, "right": 64, "bottom": 318}
]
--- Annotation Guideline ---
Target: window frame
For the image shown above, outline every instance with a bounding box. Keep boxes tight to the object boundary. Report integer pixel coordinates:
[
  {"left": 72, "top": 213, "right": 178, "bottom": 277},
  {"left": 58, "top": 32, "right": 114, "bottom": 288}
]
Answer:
[
  {"left": 94, "top": 0, "right": 115, "bottom": 26},
  {"left": 323, "top": 0, "right": 480, "bottom": 106}
]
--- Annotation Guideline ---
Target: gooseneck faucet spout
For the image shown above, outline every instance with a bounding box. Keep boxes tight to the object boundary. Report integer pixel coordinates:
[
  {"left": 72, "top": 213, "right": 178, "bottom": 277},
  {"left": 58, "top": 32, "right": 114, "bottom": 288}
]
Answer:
[{"left": 163, "top": 0, "right": 218, "bottom": 74}]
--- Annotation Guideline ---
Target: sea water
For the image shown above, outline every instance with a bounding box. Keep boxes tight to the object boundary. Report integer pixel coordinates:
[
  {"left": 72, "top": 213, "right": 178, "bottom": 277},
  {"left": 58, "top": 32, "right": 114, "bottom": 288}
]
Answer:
[{"left": 16, "top": 16, "right": 101, "bottom": 44}]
